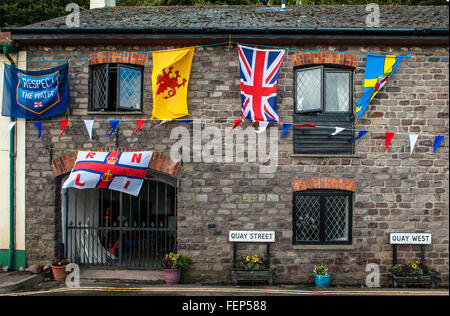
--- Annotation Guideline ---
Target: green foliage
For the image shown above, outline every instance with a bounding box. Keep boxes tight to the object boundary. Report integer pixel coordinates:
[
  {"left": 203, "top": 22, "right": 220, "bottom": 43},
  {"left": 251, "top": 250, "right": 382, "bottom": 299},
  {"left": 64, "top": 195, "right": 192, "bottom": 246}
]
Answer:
[
  {"left": 1, "top": 0, "right": 447, "bottom": 28},
  {"left": 313, "top": 263, "right": 328, "bottom": 276}
]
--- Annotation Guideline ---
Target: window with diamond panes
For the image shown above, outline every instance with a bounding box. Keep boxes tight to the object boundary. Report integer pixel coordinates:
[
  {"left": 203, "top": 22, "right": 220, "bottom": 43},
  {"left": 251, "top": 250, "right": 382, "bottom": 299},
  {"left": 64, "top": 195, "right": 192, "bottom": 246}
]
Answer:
[
  {"left": 293, "top": 66, "right": 354, "bottom": 155},
  {"left": 89, "top": 63, "right": 143, "bottom": 112},
  {"left": 293, "top": 190, "right": 352, "bottom": 245}
]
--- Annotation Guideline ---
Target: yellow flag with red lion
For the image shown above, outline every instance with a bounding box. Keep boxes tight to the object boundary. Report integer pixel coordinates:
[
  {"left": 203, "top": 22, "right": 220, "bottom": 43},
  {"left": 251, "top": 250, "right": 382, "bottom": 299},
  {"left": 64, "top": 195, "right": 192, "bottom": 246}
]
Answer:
[{"left": 151, "top": 47, "right": 195, "bottom": 120}]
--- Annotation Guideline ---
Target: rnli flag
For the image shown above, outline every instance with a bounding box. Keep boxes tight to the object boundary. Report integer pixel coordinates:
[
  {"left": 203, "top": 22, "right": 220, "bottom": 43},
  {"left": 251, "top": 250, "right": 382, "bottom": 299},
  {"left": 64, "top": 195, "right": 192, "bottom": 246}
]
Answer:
[
  {"left": 2, "top": 63, "right": 70, "bottom": 119},
  {"left": 355, "top": 54, "right": 404, "bottom": 118},
  {"left": 62, "top": 151, "right": 153, "bottom": 196},
  {"left": 151, "top": 47, "right": 195, "bottom": 120},
  {"left": 238, "top": 45, "right": 285, "bottom": 123}
]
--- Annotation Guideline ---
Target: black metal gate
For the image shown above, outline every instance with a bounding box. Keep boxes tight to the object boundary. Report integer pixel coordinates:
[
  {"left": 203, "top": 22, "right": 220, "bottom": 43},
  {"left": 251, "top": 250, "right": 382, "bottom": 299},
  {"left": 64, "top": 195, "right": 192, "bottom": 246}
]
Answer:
[{"left": 64, "top": 177, "right": 177, "bottom": 268}]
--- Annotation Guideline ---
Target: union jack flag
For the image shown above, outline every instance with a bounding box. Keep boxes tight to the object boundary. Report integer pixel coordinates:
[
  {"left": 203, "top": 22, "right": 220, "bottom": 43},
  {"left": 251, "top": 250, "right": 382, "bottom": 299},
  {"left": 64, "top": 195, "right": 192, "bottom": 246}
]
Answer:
[{"left": 238, "top": 45, "right": 285, "bottom": 123}]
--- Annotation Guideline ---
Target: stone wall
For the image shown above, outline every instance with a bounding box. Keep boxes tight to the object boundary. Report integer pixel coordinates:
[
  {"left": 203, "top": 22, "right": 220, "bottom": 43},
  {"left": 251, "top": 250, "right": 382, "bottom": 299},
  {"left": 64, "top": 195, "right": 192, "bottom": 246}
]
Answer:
[{"left": 24, "top": 43, "right": 448, "bottom": 286}]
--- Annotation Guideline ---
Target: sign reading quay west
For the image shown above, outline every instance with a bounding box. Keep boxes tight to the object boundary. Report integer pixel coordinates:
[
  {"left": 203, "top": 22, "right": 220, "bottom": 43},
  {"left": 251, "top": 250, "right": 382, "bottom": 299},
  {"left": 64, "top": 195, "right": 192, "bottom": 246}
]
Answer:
[
  {"left": 229, "top": 230, "right": 275, "bottom": 243},
  {"left": 389, "top": 232, "right": 432, "bottom": 245}
]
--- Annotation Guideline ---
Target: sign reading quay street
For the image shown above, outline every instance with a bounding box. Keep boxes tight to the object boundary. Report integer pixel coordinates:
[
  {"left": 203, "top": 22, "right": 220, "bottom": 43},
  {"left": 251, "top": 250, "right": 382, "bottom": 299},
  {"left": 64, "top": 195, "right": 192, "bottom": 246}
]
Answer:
[
  {"left": 229, "top": 230, "right": 275, "bottom": 243},
  {"left": 389, "top": 232, "right": 432, "bottom": 245}
]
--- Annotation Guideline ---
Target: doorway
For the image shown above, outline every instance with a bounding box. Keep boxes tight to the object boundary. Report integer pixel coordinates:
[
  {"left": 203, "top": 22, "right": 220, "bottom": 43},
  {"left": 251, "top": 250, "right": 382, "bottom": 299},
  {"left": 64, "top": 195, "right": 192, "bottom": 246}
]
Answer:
[{"left": 63, "top": 176, "right": 177, "bottom": 268}]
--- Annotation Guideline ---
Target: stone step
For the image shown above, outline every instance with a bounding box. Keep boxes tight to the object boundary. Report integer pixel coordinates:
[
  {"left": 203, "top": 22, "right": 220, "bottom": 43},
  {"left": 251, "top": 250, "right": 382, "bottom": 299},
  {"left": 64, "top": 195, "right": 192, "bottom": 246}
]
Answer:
[{"left": 80, "top": 267, "right": 164, "bottom": 285}]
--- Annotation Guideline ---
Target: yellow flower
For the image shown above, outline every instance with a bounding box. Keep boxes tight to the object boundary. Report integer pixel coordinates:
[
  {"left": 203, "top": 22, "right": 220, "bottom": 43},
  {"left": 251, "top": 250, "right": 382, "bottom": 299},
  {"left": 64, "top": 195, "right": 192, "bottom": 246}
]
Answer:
[
  {"left": 246, "top": 256, "right": 250, "bottom": 262},
  {"left": 253, "top": 257, "right": 259, "bottom": 263},
  {"left": 175, "top": 254, "right": 180, "bottom": 260},
  {"left": 172, "top": 257, "right": 177, "bottom": 261},
  {"left": 412, "top": 264, "right": 417, "bottom": 269}
]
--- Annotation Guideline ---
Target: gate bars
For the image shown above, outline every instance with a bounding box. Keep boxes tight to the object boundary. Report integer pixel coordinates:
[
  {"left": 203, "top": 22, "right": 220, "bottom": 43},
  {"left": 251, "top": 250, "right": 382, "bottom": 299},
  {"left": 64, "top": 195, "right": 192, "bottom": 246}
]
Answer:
[{"left": 63, "top": 178, "right": 177, "bottom": 268}]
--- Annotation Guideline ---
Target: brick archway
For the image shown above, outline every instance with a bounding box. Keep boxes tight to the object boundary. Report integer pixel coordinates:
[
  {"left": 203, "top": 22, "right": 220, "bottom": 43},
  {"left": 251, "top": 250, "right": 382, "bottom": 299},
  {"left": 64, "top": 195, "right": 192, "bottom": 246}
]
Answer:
[
  {"left": 51, "top": 148, "right": 181, "bottom": 178},
  {"left": 292, "top": 178, "right": 356, "bottom": 192},
  {"left": 293, "top": 52, "right": 358, "bottom": 69}
]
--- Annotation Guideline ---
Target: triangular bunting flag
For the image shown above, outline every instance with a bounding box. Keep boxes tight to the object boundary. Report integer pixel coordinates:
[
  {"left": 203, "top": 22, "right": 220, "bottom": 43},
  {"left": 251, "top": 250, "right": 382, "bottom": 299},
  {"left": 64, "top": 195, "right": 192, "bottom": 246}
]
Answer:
[
  {"left": 108, "top": 120, "right": 120, "bottom": 137},
  {"left": 256, "top": 122, "right": 269, "bottom": 134},
  {"left": 7, "top": 122, "right": 16, "bottom": 135},
  {"left": 385, "top": 132, "right": 395, "bottom": 152},
  {"left": 330, "top": 127, "right": 346, "bottom": 136},
  {"left": 433, "top": 136, "right": 444, "bottom": 153},
  {"left": 84, "top": 120, "right": 94, "bottom": 140},
  {"left": 409, "top": 134, "right": 418, "bottom": 154},
  {"left": 33, "top": 121, "right": 43, "bottom": 139},
  {"left": 59, "top": 120, "right": 68, "bottom": 138},
  {"left": 230, "top": 119, "right": 243, "bottom": 134},
  {"left": 295, "top": 124, "right": 317, "bottom": 128},
  {"left": 132, "top": 120, "right": 146, "bottom": 136},
  {"left": 350, "top": 130, "right": 368, "bottom": 143},
  {"left": 280, "top": 123, "right": 292, "bottom": 139}
]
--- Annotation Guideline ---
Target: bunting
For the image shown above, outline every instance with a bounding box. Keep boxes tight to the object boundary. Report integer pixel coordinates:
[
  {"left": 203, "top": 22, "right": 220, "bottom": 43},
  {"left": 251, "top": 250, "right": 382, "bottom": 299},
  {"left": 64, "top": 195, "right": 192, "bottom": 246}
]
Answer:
[
  {"left": 385, "top": 132, "right": 395, "bottom": 152},
  {"left": 108, "top": 120, "right": 120, "bottom": 137},
  {"left": 59, "top": 120, "right": 68, "bottom": 138},
  {"left": 84, "top": 120, "right": 94, "bottom": 140}
]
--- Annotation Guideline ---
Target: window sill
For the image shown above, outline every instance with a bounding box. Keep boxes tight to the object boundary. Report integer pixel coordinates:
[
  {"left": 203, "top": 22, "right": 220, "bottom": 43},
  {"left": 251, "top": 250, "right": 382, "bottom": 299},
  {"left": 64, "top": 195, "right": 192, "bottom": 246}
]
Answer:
[
  {"left": 290, "top": 154, "right": 360, "bottom": 159},
  {"left": 293, "top": 244, "right": 355, "bottom": 250},
  {"left": 87, "top": 111, "right": 144, "bottom": 115}
]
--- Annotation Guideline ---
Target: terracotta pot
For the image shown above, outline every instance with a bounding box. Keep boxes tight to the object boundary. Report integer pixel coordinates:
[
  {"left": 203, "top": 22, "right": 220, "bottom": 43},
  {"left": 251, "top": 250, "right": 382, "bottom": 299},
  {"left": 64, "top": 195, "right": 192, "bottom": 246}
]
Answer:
[
  {"left": 164, "top": 268, "right": 181, "bottom": 285},
  {"left": 51, "top": 264, "right": 68, "bottom": 281}
]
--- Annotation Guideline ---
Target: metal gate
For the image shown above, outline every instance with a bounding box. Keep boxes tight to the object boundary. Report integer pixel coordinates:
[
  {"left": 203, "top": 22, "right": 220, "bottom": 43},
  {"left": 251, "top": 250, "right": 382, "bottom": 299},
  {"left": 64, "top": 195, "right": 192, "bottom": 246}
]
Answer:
[{"left": 63, "top": 177, "right": 177, "bottom": 268}]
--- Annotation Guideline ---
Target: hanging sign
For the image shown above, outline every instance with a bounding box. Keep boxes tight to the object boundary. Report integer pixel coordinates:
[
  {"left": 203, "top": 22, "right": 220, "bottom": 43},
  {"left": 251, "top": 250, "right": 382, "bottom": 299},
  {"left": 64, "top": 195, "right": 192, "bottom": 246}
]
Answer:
[
  {"left": 229, "top": 230, "right": 275, "bottom": 243},
  {"left": 389, "top": 232, "right": 432, "bottom": 245},
  {"left": 2, "top": 63, "right": 70, "bottom": 119}
]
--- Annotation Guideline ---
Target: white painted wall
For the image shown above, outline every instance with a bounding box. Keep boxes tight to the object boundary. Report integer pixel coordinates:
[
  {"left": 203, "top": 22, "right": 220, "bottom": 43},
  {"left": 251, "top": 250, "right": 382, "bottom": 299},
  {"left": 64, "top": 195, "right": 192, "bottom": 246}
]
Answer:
[{"left": 0, "top": 51, "right": 26, "bottom": 253}]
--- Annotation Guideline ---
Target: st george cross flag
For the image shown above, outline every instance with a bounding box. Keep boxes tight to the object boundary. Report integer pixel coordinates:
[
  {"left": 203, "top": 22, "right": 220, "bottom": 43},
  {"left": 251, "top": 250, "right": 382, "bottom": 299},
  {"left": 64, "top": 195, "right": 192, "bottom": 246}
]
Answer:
[
  {"left": 2, "top": 63, "right": 70, "bottom": 119},
  {"left": 238, "top": 45, "right": 285, "bottom": 123},
  {"left": 62, "top": 151, "right": 153, "bottom": 196}
]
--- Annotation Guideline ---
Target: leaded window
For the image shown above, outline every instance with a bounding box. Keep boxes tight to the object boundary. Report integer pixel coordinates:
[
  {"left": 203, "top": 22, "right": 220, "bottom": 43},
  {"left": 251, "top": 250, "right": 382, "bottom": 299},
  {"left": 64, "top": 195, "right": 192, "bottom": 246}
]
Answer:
[
  {"left": 293, "top": 190, "right": 353, "bottom": 245},
  {"left": 89, "top": 63, "right": 143, "bottom": 112}
]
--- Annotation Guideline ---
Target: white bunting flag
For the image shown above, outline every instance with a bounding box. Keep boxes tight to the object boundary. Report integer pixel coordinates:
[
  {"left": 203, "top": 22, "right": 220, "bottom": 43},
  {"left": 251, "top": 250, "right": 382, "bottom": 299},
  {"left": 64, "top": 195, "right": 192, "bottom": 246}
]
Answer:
[
  {"left": 256, "top": 122, "right": 269, "bottom": 134},
  {"left": 6, "top": 122, "right": 16, "bottom": 136},
  {"left": 330, "top": 127, "right": 346, "bottom": 136},
  {"left": 409, "top": 134, "right": 418, "bottom": 154},
  {"left": 84, "top": 120, "right": 94, "bottom": 140}
]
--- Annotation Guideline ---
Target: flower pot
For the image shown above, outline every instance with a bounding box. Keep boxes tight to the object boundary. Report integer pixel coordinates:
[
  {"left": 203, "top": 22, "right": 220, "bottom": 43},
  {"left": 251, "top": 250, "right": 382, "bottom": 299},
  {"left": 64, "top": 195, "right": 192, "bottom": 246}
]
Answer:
[
  {"left": 51, "top": 264, "right": 68, "bottom": 281},
  {"left": 164, "top": 268, "right": 181, "bottom": 285},
  {"left": 314, "top": 274, "right": 330, "bottom": 287}
]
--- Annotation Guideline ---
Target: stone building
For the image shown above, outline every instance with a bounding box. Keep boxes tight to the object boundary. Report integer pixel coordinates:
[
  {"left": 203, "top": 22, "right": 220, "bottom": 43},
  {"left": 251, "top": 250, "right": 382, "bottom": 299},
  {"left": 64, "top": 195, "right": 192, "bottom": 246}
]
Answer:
[{"left": 1, "top": 3, "right": 448, "bottom": 286}]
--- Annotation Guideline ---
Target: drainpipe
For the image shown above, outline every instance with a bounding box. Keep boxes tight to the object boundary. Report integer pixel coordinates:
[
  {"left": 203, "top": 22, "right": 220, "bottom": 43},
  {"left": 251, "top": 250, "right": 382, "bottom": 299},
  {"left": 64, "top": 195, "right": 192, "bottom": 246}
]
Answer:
[{"left": 2, "top": 44, "right": 17, "bottom": 270}]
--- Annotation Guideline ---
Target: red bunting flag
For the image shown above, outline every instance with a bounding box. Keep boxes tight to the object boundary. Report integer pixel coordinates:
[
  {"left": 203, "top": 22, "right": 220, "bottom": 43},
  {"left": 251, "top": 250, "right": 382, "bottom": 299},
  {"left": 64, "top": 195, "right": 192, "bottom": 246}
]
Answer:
[
  {"left": 385, "top": 132, "right": 395, "bottom": 152},
  {"left": 59, "top": 120, "right": 68, "bottom": 138},
  {"left": 230, "top": 119, "right": 243, "bottom": 134},
  {"left": 295, "top": 124, "right": 317, "bottom": 128},
  {"left": 132, "top": 119, "right": 146, "bottom": 136}
]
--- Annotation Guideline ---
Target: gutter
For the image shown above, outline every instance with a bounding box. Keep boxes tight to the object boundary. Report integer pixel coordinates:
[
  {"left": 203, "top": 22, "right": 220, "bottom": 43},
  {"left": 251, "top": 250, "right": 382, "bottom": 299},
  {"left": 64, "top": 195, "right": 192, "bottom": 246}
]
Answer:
[
  {"left": 1, "top": 43, "right": 17, "bottom": 271},
  {"left": 2, "top": 27, "right": 448, "bottom": 44}
]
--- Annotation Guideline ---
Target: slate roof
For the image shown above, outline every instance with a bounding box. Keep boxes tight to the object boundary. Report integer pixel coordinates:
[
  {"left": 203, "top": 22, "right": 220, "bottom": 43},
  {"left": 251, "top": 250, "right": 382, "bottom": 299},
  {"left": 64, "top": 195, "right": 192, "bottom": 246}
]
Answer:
[{"left": 19, "top": 5, "right": 449, "bottom": 30}]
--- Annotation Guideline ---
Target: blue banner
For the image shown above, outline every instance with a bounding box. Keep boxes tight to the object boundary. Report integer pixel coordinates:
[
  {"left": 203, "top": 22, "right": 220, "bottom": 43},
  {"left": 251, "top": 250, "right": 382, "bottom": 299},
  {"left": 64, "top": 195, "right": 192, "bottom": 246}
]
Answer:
[{"left": 2, "top": 63, "right": 70, "bottom": 119}]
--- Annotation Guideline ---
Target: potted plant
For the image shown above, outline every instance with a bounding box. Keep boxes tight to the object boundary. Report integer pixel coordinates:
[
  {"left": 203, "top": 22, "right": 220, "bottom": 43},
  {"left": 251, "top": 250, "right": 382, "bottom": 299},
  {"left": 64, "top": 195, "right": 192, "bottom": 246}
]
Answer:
[
  {"left": 313, "top": 263, "right": 330, "bottom": 287},
  {"left": 162, "top": 252, "right": 192, "bottom": 285},
  {"left": 232, "top": 254, "right": 275, "bottom": 285},
  {"left": 390, "top": 259, "right": 440, "bottom": 288},
  {"left": 50, "top": 253, "right": 70, "bottom": 281}
]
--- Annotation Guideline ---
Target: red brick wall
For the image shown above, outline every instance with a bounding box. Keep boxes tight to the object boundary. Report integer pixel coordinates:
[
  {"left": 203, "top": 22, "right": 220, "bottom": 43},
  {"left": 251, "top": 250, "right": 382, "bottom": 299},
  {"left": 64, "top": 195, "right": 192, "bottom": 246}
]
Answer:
[
  {"left": 292, "top": 178, "right": 356, "bottom": 192},
  {"left": 293, "top": 52, "right": 358, "bottom": 68},
  {"left": 88, "top": 51, "right": 147, "bottom": 66}
]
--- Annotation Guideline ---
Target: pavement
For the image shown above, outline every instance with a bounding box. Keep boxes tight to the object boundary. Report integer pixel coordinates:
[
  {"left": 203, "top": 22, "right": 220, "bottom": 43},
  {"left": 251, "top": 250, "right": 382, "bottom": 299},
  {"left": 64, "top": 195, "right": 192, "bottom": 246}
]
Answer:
[{"left": 0, "top": 270, "right": 448, "bottom": 296}]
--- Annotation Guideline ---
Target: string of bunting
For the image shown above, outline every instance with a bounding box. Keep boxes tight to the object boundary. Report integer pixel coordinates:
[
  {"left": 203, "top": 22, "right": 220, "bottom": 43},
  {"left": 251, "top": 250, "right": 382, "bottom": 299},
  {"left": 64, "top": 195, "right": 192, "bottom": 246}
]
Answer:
[{"left": 9, "top": 117, "right": 445, "bottom": 154}]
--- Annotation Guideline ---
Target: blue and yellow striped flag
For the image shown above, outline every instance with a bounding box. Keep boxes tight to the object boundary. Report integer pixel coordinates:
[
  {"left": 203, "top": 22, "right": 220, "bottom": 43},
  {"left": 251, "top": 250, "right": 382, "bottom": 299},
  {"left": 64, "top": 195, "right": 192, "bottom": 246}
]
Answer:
[{"left": 355, "top": 54, "right": 404, "bottom": 118}]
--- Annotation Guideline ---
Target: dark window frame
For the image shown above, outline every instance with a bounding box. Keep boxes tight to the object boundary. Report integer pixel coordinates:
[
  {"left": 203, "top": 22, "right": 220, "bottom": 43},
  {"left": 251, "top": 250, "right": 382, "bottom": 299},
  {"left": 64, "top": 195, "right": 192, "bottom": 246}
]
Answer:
[
  {"left": 294, "top": 66, "right": 353, "bottom": 115},
  {"left": 89, "top": 63, "right": 144, "bottom": 112},
  {"left": 292, "top": 190, "right": 353, "bottom": 246}
]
